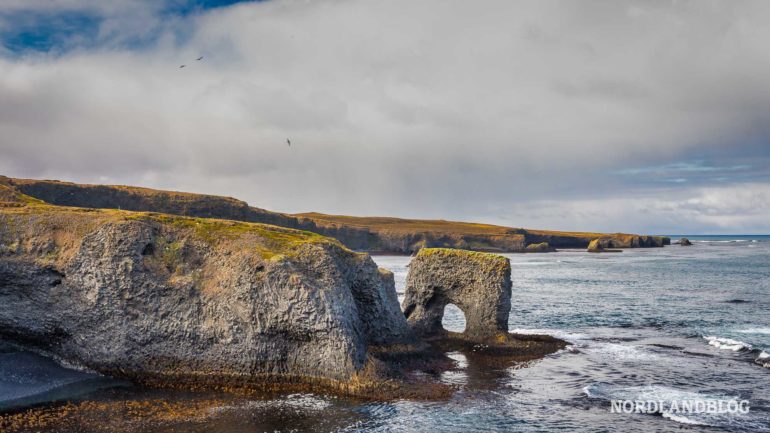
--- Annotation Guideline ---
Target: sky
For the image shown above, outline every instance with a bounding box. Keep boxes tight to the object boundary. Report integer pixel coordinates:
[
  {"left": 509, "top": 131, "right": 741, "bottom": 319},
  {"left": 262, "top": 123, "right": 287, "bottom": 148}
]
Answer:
[{"left": 1, "top": 0, "right": 769, "bottom": 234}]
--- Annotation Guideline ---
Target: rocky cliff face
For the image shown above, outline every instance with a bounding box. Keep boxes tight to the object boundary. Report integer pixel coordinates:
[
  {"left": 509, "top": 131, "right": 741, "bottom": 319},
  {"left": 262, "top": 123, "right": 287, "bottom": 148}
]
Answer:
[
  {"left": 3, "top": 177, "right": 668, "bottom": 254},
  {"left": 0, "top": 196, "right": 413, "bottom": 394}
]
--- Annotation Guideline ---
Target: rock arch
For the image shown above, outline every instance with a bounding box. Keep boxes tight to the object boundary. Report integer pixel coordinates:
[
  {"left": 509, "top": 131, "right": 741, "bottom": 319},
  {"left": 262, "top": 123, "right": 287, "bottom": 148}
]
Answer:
[{"left": 402, "top": 248, "right": 511, "bottom": 341}]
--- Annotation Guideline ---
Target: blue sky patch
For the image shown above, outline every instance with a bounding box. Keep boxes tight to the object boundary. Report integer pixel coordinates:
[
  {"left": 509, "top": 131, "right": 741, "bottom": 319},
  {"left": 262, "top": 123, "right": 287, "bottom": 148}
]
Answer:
[{"left": 0, "top": 0, "right": 258, "bottom": 55}]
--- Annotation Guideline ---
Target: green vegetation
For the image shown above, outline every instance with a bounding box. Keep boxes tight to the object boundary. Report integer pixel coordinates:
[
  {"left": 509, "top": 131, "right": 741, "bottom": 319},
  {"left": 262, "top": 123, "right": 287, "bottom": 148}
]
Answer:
[
  {"left": 417, "top": 248, "right": 508, "bottom": 265},
  {"left": 4, "top": 176, "right": 662, "bottom": 251},
  {"left": 0, "top": 189, "right": 348, "bottom": 263}
]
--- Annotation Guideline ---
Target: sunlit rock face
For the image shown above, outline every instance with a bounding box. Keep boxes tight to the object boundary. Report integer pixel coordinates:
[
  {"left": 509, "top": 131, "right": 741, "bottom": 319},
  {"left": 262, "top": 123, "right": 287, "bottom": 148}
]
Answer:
[
  {"left": 401, "top": 248, "right": 511, "bottom": 341},
  {"left": 0, "top": 197, "right": 414, "bottom": 392}
]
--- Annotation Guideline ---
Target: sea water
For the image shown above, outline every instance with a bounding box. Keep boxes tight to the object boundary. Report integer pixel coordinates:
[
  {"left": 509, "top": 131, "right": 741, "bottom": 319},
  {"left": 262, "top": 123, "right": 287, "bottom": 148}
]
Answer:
[
  {"left": 368, "top": 236, "right": 770, "bottom": 432},
  {"left": 1, "top": 237, "right": 768, "bottom": 432}
]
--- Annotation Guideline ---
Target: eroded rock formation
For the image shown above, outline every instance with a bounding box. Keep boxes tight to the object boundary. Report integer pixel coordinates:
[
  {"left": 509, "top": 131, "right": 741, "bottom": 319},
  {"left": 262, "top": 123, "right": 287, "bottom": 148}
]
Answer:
[
  {"left": 525, "top": 242, "right": 554, "bottom": 252},
  {"left": 587, "top": 238, "right": 622, "bottom": 253},
  {"left": 0, "top": 193, "right": 415, "bottom": 395},
  {"left": 679, "top": 237, "right": 693, "bottom": 246},
  {"left": 402, "top": 248, "right": 511, "bottom": 340}
]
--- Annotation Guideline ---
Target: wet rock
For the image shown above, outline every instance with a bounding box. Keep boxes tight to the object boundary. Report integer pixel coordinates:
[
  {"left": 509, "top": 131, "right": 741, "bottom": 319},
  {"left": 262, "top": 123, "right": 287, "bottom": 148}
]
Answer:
[{"left": 679, "top": 237, "right": 693, "bottom": 246}]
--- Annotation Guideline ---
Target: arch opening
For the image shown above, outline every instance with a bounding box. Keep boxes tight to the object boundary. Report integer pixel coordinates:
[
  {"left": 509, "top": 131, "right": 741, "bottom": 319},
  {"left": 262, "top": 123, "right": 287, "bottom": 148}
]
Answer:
[{"left": 441, "top": 303, "right": 466, "bottom": 333}]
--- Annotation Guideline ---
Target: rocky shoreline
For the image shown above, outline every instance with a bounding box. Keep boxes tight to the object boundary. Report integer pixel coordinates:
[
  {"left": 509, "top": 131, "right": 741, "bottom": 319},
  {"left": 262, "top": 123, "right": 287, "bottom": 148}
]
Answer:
[{"left": 0, "top": 184, "right": 563, "bottom": 406}]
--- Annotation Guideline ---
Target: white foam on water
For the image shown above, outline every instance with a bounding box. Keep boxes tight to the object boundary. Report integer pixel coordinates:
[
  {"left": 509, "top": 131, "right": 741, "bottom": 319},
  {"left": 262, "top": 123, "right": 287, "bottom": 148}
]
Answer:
[
  {"left": 756, "top": 351, "right": 770, "bottom": 368},
  {"left": 662, "top": 412, "right": 708, "bottom": 425},
  {"left": 510, "top": 329, "right": 658, "bottom": 361},
  {"left": 590, "top": 342, "right": 660, "bottom": 361},
  {"left": 703, "top": 336, "right": 753, "bottom": 352},
  {"left": 210, "top": 393, "right": 333, "bottom": 415},
  {"left": 736, "top": 327, "right": 770, "bottom": 335}
]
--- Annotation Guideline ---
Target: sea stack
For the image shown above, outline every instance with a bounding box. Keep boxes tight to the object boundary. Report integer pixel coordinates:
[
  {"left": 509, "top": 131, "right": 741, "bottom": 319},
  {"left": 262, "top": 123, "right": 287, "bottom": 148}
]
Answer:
[
  {"left": 402, "top": 248, "right": 512, "bottom": 340},
  {"left": 679, "top": 237, "right": 693, "bottom": 246}
]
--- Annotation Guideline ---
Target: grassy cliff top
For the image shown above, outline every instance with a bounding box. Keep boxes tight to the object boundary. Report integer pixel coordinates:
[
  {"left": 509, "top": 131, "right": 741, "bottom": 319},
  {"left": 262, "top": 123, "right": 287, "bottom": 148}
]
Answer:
[
  {"left": 294, "top": 212, "right": 516, "bottom": 235},
  {"left": 6, "top": 176, "right": 250, "bottom": 206},
  {"left": 417, "top": 247, "right": 508, "bottom": 262},
  {"left": 0, "top": 190, "right": 343, "bottom": 260},
  {"left": 2, "top": 176, "right": 659, "bottom": 247},
  {"left": 295, "top": 212, "right": 648, "bottom": 240}
]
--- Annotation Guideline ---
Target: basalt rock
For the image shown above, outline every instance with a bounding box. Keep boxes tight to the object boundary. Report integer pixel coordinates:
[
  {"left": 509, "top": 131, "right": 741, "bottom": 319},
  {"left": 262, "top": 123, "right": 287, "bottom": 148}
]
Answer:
[
  {"left": 0, "top": 200, "right": 417, "bottom": 396},
  {"left": 401, "top": 249, "right": 566, "bottom": 360},
  {"left": 402, "top": 248, "right": 511, "bottom": 341}
]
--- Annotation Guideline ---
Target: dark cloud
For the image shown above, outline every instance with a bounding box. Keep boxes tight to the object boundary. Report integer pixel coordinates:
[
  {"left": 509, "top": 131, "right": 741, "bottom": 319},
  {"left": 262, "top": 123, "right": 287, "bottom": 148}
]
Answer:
[{"left": 1, "top": 0, "right": 769, "bottom": 233}]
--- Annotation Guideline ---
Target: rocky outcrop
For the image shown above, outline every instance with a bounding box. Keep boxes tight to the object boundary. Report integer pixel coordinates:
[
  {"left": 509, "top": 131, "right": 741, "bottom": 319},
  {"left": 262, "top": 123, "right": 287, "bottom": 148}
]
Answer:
[
  {"left": 0, "top": 200, "right": 416, "bottom": 395},
  {"left": 402, "top": 249, "right": 511, "bottom": 340},
  {"left": 679, "top": 237, "right": 693, "bottom": 246},
  {"left": 525, "top": 242, "right": 554, "bottom": 253},
  {"left": 2, "top": 177, "right": 668, "bottom": 254},
  {"left": 587, "top": 239, "right": 603, "bottom": 252},
  {"left": 587, "top": 238, "right": 622, "bottom": 253},
  {"left": 526, "top": 231, "right": 670, "bottom": 249},
  {"left": 400, "top": 248, "right": 566, "bottom": 361}
]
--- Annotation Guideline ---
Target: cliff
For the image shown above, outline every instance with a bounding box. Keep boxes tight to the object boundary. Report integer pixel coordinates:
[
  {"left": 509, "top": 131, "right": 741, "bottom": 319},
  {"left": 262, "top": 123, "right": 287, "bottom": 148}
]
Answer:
[
  {"left": 2, "top": 176, "right": 669, "bottom": 253},
  {"left": 0, "top": 187, "right": 416, "bottom": 396}
]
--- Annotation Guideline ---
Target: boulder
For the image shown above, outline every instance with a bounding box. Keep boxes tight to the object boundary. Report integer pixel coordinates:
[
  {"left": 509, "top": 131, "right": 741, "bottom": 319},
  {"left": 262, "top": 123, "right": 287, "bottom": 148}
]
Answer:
[
  {"left": 0, "top": 202, "right": 415, "bottom": 395},
  {"left": 679, "top": 237, "right": 693, "bottom": 246},
  {"left": 402, "top": 248, "right": 511, "bottom": 341}
]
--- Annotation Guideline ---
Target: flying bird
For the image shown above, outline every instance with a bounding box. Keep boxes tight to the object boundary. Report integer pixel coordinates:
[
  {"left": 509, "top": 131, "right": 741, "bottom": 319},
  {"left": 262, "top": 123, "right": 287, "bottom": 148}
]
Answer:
[
  {"left": 196, "top": 56, "right": 204, "bottom": 61},
  {"left": 286, "top": 138, "right": 291, "bottom": 147},
  {"left": 179, "top": 65, "right": 186, "bottom": 68}
]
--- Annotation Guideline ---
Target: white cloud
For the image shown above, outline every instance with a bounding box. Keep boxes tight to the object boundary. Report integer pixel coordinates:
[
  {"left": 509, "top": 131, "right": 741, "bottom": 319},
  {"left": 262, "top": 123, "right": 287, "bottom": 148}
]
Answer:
[
  {"left": 490, "top": 183, "right": 770, "bottom": 234},
  {"left": 1, "top": 0, "right": 769, "bottom": 233}
]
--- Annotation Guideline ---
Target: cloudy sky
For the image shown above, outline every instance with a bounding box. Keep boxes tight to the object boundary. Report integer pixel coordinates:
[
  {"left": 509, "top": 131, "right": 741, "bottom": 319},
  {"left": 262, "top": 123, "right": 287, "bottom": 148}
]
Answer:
[{"left": 1, "top": 0, "right": 769, "bottom": 234}]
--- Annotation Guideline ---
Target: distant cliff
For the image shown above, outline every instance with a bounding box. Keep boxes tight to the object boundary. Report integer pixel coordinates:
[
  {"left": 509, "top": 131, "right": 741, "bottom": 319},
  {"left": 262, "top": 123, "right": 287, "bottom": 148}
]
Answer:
[{"left": 1, "top": 176, "right": 669, "bottom": 253}]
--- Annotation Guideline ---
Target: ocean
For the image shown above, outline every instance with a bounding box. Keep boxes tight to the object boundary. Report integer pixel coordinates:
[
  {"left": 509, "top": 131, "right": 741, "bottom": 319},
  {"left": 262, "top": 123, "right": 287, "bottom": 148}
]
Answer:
[{"left": 1, "top": 237, "right": 768, "bottom": 432}]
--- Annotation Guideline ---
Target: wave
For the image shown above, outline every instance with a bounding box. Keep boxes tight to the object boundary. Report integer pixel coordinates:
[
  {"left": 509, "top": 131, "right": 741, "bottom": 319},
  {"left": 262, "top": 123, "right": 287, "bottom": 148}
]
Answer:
[
  {"left": 756, "top": 351, "right": 770, "bottom": 369},
  {"left": 703, "top": 336, "right": 753, "bottom": 351},
  {"left": 703, "top": 336, "right": 770, "bottom": 368},
  {"left": 510, "top": 328, "right": 658, "bottom": 361}
]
